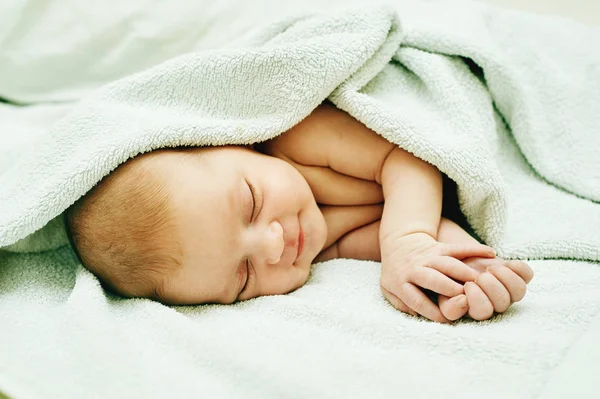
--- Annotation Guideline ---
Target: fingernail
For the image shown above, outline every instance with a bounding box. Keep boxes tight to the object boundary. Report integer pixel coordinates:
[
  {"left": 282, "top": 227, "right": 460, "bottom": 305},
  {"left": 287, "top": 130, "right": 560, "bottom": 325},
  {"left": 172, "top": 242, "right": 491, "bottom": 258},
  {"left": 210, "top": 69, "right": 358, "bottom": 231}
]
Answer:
[{"left": 457, "top": 296, "right": 468, "bottom": 308}]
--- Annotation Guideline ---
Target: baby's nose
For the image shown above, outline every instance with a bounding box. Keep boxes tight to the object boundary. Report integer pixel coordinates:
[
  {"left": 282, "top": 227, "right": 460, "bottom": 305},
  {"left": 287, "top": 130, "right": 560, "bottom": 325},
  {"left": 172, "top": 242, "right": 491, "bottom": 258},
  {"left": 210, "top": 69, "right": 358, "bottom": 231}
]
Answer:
[{"left": 262, "top": 221, "right": 284, "bottom": 265}]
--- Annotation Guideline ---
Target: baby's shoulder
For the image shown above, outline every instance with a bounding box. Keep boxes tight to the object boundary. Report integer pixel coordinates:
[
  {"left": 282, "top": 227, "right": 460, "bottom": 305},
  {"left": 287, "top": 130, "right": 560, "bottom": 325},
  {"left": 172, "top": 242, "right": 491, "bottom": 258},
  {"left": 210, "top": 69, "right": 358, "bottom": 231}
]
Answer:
[
  {"left": 260, "top": 103, "right": 395, "bottom": 182},
  {"left": 260, "top": 104, "right": 340, "bottom": 166}
]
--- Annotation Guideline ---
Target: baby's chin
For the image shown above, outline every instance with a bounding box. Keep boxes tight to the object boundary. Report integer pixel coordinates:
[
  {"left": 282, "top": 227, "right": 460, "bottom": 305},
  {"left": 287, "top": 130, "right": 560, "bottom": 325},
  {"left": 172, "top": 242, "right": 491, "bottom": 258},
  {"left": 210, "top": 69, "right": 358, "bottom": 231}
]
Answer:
[
  {"left": 285, "top": 259, "right": 310, "bottom": 292},
  {"left": 287, "top": 269, "right": 311, "bottom": 295}
]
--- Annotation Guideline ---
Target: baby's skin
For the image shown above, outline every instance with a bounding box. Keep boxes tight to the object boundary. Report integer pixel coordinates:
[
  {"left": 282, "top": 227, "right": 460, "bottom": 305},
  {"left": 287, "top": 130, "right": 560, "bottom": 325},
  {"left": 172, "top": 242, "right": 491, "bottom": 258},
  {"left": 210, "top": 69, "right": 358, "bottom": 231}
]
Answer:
[
  {"left": 256, "top": 103, "right": 533, "bottom": 322},
  {"left": 77, "top": 103, "right": 533, "bottom": 323}
]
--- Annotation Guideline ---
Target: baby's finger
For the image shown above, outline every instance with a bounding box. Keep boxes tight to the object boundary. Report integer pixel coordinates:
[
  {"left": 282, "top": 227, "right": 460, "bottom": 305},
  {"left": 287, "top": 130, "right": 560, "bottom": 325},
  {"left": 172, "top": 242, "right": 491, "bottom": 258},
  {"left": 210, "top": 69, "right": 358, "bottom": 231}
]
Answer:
[
  {"left": 465, "top": 282, "right": 494, "bottom": 321},
  {"left": 476, "top": 272, "right": 511, "bottom": 313},
  {"left": 488, "top": 265, "right": 527, "bottom": 302},
  {"left": 426, "top": 256, "right": 479, "bottom": 282},
  {"left": 462, "top": 257, "right": 497, "bottom": 274},
  {"left": 380, "top": 286, "right": 417, "bottom": 316},
  {"left": 505, "top": 260, "right": 534, "bottom": 284},
  {"left": 410, "top": 267, "right": 464, "bottom": 297},
  {"left": 400, "top": 282, "right": 449, "bottom": 323},
  {"left": 439, "top": 243, "right": 496, "bottom": 260},
  {"left": 439, "top": 294, "right": 469, "bottom": 321}
]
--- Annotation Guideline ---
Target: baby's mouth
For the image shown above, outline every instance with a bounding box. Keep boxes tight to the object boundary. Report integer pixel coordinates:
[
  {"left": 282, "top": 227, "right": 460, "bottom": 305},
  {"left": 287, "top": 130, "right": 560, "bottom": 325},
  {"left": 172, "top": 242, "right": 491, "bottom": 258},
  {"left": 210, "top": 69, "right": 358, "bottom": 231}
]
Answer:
[{"left": 296, "top": 224, "right": 305, "bottom": 261}]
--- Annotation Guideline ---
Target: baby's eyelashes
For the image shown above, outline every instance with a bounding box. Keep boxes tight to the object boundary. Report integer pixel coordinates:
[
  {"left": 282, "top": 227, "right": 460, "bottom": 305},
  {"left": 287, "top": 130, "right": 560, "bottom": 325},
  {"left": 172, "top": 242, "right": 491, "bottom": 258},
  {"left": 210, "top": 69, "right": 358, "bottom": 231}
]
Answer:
[{"left": 247, "top": 181, "right": 258, "bottom": 222}]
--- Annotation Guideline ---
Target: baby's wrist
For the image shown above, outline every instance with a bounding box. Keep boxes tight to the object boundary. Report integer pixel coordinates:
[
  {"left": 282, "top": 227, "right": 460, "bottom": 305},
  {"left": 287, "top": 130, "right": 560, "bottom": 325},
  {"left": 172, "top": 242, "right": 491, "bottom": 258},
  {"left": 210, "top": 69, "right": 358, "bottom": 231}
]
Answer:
[{"left": 380, "top": 231, "right": 436, "bottom": 259}]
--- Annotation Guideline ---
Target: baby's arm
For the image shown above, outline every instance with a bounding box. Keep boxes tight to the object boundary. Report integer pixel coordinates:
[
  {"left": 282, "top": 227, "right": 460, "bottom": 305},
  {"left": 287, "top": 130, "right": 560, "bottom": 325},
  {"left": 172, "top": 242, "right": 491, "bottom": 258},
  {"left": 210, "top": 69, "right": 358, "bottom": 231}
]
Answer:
[
  {"left": 374, "top": 135, "right": 532, "bottom": 323},
  {"left": 376, "top": 147, "right": 498, "bottom": 322},
  {"left": 314, "top": 205, "right": 383, "bottom": 263},
  {"left": 264, "top": 104, "right": 517, "bottom": 322}
]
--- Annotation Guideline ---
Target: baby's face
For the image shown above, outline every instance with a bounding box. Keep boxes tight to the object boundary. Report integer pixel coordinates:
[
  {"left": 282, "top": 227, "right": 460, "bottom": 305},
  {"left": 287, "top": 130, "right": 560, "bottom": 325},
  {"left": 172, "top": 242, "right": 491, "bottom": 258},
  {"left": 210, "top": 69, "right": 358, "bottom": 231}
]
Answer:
[{"left": 145, "top": 146, "right": 327, "bottom": 305}]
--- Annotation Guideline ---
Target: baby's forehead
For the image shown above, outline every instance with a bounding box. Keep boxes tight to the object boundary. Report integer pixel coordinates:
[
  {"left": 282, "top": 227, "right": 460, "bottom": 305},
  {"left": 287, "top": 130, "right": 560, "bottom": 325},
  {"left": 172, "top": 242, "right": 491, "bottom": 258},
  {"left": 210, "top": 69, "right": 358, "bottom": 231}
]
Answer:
[
  {"left": 128, "top": 146, "right": 270, "bottom": 189},
  {"left": 123, "top": 148, "right": 204, "bottom": 176}
]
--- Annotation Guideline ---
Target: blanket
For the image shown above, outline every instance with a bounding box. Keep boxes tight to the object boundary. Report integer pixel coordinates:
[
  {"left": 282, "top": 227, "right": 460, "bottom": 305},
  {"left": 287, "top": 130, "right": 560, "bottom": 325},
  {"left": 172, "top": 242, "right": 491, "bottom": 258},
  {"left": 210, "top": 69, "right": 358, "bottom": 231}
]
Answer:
[{"left": 1, "top": 1, "right": 599, "bottom": 398}]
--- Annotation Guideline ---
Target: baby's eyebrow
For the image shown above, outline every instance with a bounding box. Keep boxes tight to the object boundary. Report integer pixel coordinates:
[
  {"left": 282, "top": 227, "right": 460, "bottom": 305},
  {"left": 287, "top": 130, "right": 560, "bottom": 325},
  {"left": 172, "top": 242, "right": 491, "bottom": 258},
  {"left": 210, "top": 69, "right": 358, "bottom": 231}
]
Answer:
[{"left": 227, "top": 178, "right": 240, "bottom": 219}]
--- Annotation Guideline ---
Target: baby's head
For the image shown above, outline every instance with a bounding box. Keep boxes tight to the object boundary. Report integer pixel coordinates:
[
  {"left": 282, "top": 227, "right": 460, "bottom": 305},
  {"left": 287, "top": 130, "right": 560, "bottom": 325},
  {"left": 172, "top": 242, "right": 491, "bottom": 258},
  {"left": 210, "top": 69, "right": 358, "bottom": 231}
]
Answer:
[{"left": 66, "top": 145, "right": 327, "bottom": 305}]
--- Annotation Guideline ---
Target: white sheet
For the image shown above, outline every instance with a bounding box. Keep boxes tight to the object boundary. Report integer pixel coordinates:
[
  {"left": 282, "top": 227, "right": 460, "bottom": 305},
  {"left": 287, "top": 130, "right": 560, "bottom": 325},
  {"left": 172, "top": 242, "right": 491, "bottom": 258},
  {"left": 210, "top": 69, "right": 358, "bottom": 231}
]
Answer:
[{"left": 1, "top": 244, "right": 600, "bottom": 398}]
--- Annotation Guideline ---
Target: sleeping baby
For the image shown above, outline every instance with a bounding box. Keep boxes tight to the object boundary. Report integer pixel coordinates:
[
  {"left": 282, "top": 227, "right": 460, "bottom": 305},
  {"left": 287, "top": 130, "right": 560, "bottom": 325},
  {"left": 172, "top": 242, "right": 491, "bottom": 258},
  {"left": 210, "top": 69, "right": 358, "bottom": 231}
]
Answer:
[{"left": 66, "top": 102, "right": 533, "bottom": 323}]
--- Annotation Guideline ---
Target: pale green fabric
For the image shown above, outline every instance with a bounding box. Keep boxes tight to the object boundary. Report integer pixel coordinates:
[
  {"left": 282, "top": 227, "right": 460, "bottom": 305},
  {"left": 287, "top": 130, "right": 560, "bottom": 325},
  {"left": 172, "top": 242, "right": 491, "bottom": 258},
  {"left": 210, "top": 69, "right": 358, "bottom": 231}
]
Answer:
[{"left": 1, "top": 2, "right": 599, "bottom": 398}]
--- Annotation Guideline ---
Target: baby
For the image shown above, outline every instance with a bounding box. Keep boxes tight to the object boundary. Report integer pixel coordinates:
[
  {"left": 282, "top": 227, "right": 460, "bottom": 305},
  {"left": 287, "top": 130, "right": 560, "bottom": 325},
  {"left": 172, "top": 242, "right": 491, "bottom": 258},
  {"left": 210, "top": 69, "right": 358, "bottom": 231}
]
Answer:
[{"left": 66, "top": 103, "right": 533, "bottom": 323}]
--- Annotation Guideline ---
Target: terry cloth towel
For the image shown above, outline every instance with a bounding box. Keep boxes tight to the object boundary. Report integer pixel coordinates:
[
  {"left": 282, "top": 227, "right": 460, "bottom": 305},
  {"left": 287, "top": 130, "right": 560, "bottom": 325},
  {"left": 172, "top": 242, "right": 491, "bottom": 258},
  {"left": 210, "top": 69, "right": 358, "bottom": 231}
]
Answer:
[{"left": 1, "top": 1, "right": 599, "bottom": 398}]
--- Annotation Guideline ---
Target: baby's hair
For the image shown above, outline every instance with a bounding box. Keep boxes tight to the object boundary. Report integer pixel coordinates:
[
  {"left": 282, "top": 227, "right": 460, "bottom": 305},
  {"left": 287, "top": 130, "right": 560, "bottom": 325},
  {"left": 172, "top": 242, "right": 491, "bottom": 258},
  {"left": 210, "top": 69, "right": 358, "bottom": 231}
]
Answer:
[{"left": 66, "top": 150, "right": 185, "bottom": 299}]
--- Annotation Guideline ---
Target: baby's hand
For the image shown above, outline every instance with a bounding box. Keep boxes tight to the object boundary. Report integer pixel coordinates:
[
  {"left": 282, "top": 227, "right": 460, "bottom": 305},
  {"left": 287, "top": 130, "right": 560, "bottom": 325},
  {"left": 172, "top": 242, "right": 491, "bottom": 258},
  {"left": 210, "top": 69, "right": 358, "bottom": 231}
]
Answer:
[
  {"left": 441, "top": 258, "right": 534, "bottom": 321},
  {"left": 380, "top": 233, "right": 496, "bottom": 323}
]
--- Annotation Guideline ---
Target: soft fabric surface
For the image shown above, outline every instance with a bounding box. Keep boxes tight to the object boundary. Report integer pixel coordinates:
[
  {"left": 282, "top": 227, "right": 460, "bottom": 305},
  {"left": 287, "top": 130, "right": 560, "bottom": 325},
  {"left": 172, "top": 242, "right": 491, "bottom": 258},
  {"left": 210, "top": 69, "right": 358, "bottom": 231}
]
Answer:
[
  {"left": 1, "top": 1, "right": 599, "bottom": 398},
  {"left": 0, "top": 0, "right": 372, "bottom": 103}
]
